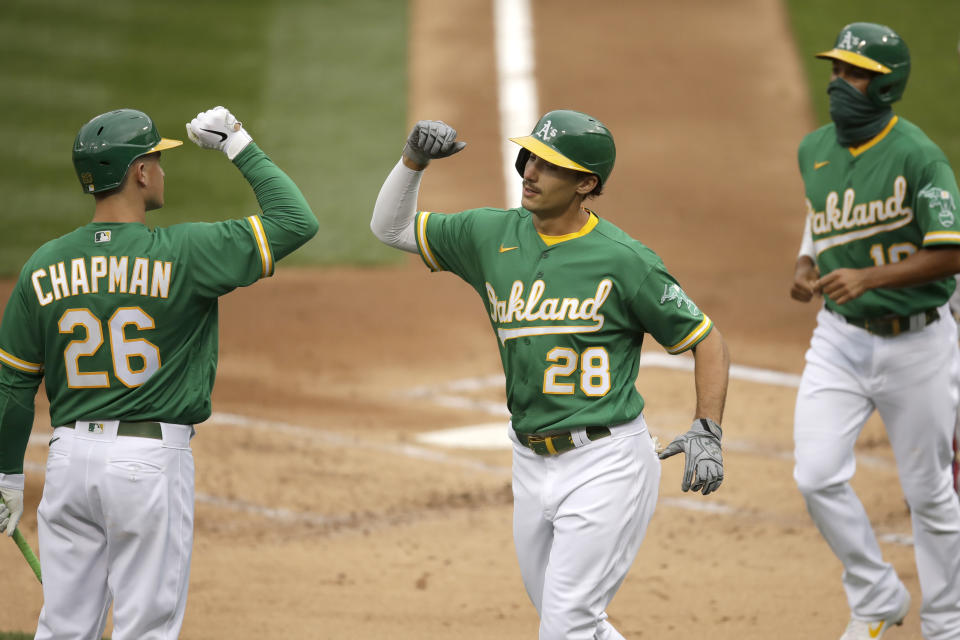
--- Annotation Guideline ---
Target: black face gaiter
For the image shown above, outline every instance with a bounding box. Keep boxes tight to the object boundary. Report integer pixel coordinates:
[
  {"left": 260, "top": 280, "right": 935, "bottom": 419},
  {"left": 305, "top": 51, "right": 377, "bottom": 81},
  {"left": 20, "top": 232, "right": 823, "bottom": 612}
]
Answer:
[{"left": 827, "top": 78, "right": 893, "bottom": 147}]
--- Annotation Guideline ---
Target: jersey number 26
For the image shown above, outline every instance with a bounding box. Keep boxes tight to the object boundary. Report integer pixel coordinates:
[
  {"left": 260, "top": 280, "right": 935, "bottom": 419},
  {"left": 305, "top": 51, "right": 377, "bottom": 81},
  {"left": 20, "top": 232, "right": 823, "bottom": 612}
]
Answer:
[{"left": 59, "top": 306, "right": 160, "bottom": 389}]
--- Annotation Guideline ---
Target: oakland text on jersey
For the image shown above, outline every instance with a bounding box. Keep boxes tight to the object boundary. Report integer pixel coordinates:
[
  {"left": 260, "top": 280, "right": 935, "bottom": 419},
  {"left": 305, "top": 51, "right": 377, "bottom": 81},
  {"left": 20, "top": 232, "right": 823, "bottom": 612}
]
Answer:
[
  {"left": 807, "top": 175, "right": 911, "bottom": 238},
  {"left": 30, "top": 255, "right": 173, "bottom": 306},
  {"left": 485, "top": 278, "right": 612, "bottom": 343}
]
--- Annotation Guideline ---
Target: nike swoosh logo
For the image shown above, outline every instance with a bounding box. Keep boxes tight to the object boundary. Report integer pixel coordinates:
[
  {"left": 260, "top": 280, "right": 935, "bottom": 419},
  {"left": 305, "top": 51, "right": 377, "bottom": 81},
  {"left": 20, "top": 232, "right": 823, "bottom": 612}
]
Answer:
[
  {"left": 814, "top": 161, "right": 830, "bottom": 170},
  {"left": 48, "top": 437, "right": 60, "bottom": 446},
  {"left": 201, "top": 128, "right": 228, "bottom": 142},
  {"left": 868, "top": 622, "right": 885, "bottom": 637},
  {"left": 499, "top": 245, "right": 519, "bottom": 253}
]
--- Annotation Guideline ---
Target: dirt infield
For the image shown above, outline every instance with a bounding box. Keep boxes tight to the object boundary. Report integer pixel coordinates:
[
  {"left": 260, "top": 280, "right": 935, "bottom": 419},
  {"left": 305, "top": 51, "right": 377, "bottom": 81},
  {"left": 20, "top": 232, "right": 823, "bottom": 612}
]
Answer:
[{"left": 0, "top": 1, "right": 928, "bottom": 638}]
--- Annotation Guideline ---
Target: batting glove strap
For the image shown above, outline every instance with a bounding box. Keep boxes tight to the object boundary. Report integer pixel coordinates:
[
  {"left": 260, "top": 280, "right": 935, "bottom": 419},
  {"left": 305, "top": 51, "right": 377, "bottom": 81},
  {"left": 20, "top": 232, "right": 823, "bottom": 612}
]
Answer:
[
  {"left": 186, "top": 106, "right": 253, "bottom": 161},
  {"left": 0, "top": 473, "right": 24, "bottom": 491},
  {"left": 697, "top": 417, "right": 723, "bottom": 441}
]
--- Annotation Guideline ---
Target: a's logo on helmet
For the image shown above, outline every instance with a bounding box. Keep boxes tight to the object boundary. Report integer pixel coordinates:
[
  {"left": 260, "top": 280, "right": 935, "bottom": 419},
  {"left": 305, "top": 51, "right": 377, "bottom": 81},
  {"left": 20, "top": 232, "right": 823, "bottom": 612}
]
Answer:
[
  {"left": 81, "top": 172, "right": 94, "bottom": 185},
  {"left": 535, "top": 120, "right": 558, "bottom": 141},
  {"left": 838, "top": 30, "right": 862, "bottom": 51}
]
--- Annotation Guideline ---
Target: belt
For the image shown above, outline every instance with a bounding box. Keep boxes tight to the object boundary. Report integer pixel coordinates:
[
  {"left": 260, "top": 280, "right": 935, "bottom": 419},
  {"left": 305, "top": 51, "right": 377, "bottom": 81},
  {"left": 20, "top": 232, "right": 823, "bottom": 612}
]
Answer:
[
  {"left": 836, "top": 307, "right": 939, "bottom": 337},
  {"left": 68, "top": 421, "right": 163, "bottom": 439},
  {"left": 517, "top": 426, "right": 611, "bottom": 456}
]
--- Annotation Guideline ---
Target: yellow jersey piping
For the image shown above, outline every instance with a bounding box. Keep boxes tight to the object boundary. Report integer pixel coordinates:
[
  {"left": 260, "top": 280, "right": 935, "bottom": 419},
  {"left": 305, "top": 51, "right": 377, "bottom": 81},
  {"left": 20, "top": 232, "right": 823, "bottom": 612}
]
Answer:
[
  {"left": 849, "top": 116, "right": 898, "bottom": 157},
  {"left": 0, "top": 347, "right": 43, "bottom": 374}
]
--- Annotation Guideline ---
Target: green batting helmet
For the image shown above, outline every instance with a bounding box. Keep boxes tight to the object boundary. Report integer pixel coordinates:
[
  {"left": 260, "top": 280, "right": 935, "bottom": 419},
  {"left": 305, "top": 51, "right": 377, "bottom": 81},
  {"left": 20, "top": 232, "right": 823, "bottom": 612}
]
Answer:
[
  {"left": 816, "top": 22, "right": 910, "bottom": 106},
  {"left": 72, "top": 109, "right": 182, "bottom": 194},
  {"left": 510, "top": 110, "right": 616, "bottom": 186}
]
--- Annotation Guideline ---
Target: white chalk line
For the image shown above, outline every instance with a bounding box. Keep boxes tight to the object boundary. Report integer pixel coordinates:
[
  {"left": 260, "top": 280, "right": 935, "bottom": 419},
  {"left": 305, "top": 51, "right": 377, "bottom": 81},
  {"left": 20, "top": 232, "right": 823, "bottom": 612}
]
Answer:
[{"left": 494, "top": 0, "right": 537, "bottom": 208}]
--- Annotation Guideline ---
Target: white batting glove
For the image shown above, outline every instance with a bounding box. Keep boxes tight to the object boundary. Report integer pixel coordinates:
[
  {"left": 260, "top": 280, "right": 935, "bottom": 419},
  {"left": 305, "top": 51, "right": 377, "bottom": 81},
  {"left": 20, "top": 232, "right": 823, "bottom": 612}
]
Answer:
[
  {"left": 402, "top": 120, "right": 466, "bottom": 166},
  {"left": 658, "top": 418, "right": 724, "bottom": 495},
  {"left": 186, "top": 106, "right": 253, "bottom": 161},
  {"left": 0, "top": 484, "right": 24, "bottom": 536}
]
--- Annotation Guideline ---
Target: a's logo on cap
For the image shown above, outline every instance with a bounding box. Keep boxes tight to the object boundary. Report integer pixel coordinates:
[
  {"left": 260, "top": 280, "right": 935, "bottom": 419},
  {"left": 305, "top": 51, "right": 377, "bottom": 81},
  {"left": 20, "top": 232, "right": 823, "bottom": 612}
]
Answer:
[
  {"left": 94, "top": 230, "right": 111, "bottom": 244},
  {"left": 838, "top": 30, "right": 862, "bottom": 51},
  {"left": 535, "top": 120, "right": 558, "bottom": 141}
]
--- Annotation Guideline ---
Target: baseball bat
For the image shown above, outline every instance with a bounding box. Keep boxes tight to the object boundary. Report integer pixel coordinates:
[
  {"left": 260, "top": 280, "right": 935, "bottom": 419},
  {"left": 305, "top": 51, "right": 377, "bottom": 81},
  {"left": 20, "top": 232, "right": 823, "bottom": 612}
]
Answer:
[
  {"left": 2, "top": 495, "right": 41, "bottom": 583},
  {"left": 12, "top": 527, "right": 42, "bottom": 583}
]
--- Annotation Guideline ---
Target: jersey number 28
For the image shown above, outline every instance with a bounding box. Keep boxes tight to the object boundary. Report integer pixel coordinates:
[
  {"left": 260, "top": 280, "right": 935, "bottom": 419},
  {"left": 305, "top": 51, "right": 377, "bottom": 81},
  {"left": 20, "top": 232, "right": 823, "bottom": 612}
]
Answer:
[
  {"left": 543, "top": 347, "right": 610, "bottom": 397},
  {"left": 59, "top": 307, "right": 160, "bottom": 389}
]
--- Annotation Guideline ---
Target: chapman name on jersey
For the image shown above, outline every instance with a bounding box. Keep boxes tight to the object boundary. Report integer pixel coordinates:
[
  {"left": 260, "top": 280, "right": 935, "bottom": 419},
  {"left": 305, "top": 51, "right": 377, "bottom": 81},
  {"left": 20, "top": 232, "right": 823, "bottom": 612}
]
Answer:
[
  {"left": 485, "top": 278, "right": 612, "bottom": 343},
  {"left": 29, "top": 255, "right": 173, "bottom": 306}
]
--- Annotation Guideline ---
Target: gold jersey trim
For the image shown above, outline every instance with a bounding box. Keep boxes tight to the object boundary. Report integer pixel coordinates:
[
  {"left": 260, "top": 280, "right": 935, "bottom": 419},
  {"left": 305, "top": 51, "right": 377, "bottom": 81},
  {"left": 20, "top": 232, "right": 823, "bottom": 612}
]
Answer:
[
  {"left": 0, "top": 347, "right": 43, "bottom": 374},
  {"left": 417, "top": 212, "right": 443, "bottom": 271},
  {"left": 539, "top": 212, "right": 598, "bottom": 246},
  {"left": 497, "top": 321, "right": 605, "bottom": 345},
  {"left": 924, "top": 230, "right": 960, "bottom": 246},
  {"left": 849, "top": 116, "right": 898, "bottom": 157},
  {"left": 247, "top": 215, "right": 274, "bottom": 278},
  {"left": 666, "top": 315, "right": 713, "bottom": 354}
]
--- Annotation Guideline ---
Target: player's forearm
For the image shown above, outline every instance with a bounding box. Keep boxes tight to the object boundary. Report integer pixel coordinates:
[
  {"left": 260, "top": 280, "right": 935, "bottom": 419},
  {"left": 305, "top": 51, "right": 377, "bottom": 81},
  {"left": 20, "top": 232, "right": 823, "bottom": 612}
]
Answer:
[
  {"left": 860, "top": 247, "right": 960, "bottom": 290},
  {"left": 233, "top": 143, "right": 319, "bottom": 262},
  {"left": 0, "top": 366, "right": 40, "bottom": 476},
  {"left": 691, "top": 328, "right": 730, "bottom": 424},
  {"left": 370, "top": 159, "right": 422, "bottom": 253}
]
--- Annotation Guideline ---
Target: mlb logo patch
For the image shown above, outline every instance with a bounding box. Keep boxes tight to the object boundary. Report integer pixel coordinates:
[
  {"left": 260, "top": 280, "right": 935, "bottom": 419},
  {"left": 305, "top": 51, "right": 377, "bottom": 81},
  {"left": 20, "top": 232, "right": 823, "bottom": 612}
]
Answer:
[
  {"left": 94, "top": 230, "right": 111, "bottom": 244},
  {"left": 87, "top": 422, "right": 104, "bottom": 434}
]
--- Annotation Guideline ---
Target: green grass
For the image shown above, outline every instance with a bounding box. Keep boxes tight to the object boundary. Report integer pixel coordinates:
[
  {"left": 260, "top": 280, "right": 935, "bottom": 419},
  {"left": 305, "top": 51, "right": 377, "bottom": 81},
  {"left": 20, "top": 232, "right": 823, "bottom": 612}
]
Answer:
[
  {"left": 0, "top": 0, "right": 407, "bottom": 276},
  {"left": 785, "top": 0, "right": 960, "bottom": 166}
]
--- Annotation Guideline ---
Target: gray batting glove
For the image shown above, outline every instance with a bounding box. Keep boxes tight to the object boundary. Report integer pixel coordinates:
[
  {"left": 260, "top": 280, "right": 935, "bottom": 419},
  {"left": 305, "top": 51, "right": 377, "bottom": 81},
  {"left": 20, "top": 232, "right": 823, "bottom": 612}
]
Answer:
[
  {"left": 0, "top": 486, "right": 24, "bottom": 536},
  {"left": 186, "top": 106, "right": 253, "bottom": 161},
  {"left": 658, "top": 418, "right": 724, "bottom": 495},
  {"left": 402, "top": 120, "right": 466, "bottom": 166}
]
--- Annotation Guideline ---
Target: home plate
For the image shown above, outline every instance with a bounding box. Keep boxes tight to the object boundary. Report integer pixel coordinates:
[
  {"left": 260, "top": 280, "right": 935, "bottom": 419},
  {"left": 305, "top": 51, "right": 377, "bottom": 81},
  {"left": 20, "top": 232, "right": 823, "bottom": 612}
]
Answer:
[{"left": 416, "top": 423, "right": 511, "bottom": 449}]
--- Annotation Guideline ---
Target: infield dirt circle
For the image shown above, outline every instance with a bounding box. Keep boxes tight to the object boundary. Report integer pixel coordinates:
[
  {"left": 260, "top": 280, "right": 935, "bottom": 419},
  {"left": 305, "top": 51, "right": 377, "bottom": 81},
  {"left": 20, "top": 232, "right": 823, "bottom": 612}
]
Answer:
[{"left": 0, "top": 1, "right": 926, "bottom": 638}]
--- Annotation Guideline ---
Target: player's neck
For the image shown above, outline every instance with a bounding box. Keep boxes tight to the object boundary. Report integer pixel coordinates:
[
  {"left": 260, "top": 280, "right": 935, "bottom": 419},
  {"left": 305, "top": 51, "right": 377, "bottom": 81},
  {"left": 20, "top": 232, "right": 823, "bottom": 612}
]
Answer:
[
  {"left": 91, "top": 190, "right": 148, "bottom": 225},
  {"left": 531, "top": 203, "right": 590, "bottom": 237}
]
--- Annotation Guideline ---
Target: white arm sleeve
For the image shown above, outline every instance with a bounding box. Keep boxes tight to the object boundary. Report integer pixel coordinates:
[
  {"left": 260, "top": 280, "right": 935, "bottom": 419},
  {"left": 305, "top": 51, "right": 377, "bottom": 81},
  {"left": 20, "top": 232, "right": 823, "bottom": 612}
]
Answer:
[
  {"left": 798, "top": 212, "right": 815, "bottom": 260},
  {"left": 370, "top": 159, "right": 422, "bottom": 254}
]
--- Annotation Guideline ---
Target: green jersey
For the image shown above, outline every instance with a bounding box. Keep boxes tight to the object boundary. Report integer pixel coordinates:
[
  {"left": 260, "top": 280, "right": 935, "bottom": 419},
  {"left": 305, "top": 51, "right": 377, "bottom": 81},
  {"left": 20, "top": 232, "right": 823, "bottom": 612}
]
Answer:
[
  {"left": 0, "top": 143, "right": 318, "bottom": 474},
  {"left": 799, "top": 116, "right": 960, "bottom": 318},
  {"left": 416, "top": 207, "right": 712, "bottom": 435}
]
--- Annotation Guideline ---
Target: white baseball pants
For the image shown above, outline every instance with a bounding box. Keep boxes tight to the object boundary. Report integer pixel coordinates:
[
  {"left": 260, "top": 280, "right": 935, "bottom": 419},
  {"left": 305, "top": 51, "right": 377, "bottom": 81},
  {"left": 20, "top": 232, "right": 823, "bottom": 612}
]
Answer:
[
  {"left": 34, "top": 421, "right": 195, "bottom": 640},
  {"left": 794, "top": 306, "right": 960, "bottom": 640},
  {"left": 510, "top": 414, "right": 660, "bottom": 640}
]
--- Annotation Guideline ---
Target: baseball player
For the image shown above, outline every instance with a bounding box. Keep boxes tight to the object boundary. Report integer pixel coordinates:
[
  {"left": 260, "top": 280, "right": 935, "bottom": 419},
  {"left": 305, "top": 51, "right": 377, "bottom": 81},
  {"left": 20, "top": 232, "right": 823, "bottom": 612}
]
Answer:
[
  {"left": 790, "top": 23, "right": 960, "bottom": 640},
  {"left": 371, "top": 112, "right": 730, "bottom": 639},
  {"left": 0, "top": 106, "right": 318, "bottom": 638},
  {"left": 949, "top": 277, "right": 960, "bottom": 498}
]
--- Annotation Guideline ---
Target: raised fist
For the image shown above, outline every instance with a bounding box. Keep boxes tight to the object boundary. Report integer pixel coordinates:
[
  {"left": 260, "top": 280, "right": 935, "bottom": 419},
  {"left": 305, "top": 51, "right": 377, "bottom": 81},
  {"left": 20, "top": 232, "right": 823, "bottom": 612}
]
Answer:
[
  {"left": 402, "top": 120, "right": 466, "bottom": 166},
  {"left": 186, "top": 106, "right": 253, "bottom": 160}
]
